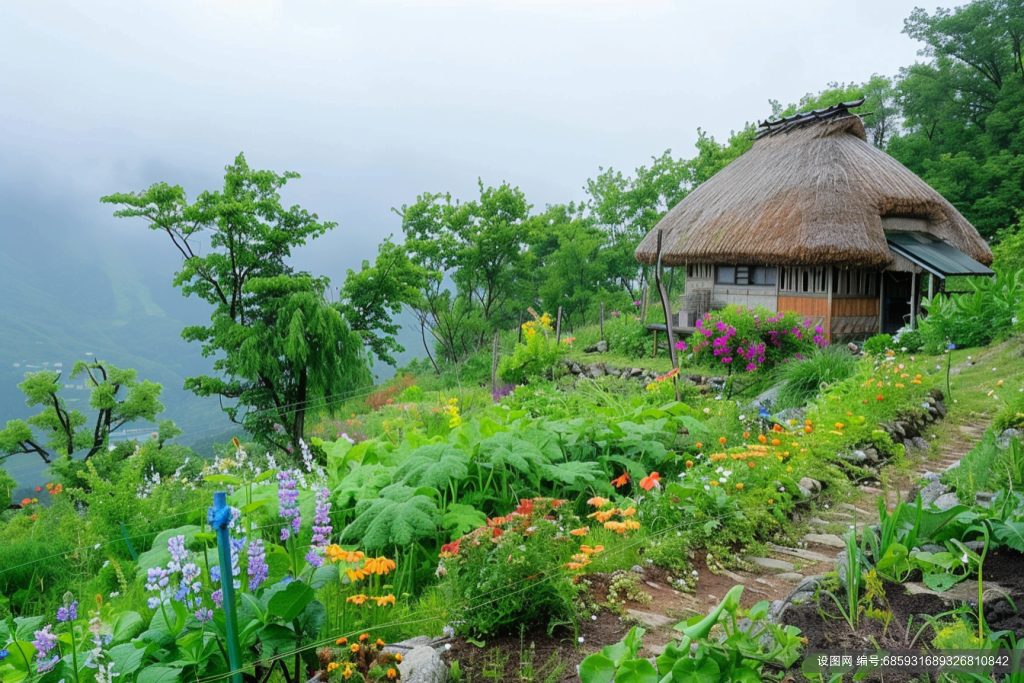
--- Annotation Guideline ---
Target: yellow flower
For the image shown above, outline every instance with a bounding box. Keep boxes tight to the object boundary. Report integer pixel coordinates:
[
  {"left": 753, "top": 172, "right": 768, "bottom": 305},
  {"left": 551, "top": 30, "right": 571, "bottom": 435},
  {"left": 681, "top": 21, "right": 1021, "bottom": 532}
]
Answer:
[
  {"left": 347, "top": 594, "right": 368, "bottom": 605},
  {"left": 372, "top": 594, "right": 396, "bottom": 607},
  {"left": 364, "top": 557, "right": 397, "bottom": 575},
  {"left": 586, "top": 496, "right": 610, "bottom": 507},
  {"left": 328, "top": 663, "right": 340, "bottom": 672},
  {"left": 347, "top": 569, "right": 367, "bottom": 582}
]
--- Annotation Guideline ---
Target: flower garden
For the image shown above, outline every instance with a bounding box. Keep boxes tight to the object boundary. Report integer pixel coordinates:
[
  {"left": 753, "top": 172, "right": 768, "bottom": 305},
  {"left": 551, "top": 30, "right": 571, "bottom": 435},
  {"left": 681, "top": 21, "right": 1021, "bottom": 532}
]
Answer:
[{"left": 3, "top": 296, "right": 1024, "bottom": 683}]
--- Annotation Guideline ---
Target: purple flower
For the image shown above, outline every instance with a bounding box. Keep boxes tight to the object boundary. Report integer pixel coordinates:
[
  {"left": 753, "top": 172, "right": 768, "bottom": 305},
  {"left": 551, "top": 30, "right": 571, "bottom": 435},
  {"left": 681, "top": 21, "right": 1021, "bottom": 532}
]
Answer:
[
  {"left": 277, "top": 469, "right": 301, "bottom": 542},
  {"left": 492, "top": 384, "right": 515, "bottom": 401},
  {"left": 674, "top": 341, "right": 688, "bottom": 351},
  {"left": 167, "top": 535, "right": 188, "bottom": 571},
  {"left": 33, "top": 625, "right": 59, "bottom": 673},
  {"left": 211, "top": 589, "right": 223, "bottom": 608},
  {"left": 195, "top": 608, "right": 214, "bottom": 623},
  {"left": 247, "top": 538, "right": 269, "bottom": 592},
  {"left": 632, "top": 300, "right": 642, "bottom": 306},
  {"left": 56, "top": 600, "right": 78, "bottom": 623}
]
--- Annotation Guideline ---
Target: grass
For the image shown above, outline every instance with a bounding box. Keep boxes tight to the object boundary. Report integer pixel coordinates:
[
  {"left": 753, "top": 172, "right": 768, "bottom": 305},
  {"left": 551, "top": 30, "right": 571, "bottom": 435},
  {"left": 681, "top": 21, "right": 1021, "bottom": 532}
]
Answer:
[{"left": 774, "top": 346, "right": 860, "bottom": 410}]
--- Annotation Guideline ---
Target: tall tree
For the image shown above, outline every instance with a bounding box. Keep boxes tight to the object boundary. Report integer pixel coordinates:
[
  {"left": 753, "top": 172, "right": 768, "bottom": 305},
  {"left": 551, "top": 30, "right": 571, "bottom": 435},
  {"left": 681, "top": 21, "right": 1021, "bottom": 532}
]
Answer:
[
  {"left": 0, "top": 361, "right": 164, "bottom": 463},
  {"left": 102, "top": 153, "right": 370, "bottom": 449}
]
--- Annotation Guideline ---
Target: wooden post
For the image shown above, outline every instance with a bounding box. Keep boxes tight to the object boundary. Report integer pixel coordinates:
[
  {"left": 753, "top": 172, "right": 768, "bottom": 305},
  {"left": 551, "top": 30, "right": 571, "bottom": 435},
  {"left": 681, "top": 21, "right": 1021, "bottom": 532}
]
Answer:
[
  {"left": 878, "top": 271, "right": 885, "bottom": 334},
  {"left": 655, "top": 230, "right": 681, "bottom": 401},
  {"left": 825, "top": 265, "right": 833, "bottom": 342},
  {"left": 599, "top": 302, "right": 605, "bottom": 341},
  {"left": 555, "top": 307, "right": 563, "bottom": 344},
  {"left": 490, "top": 331, "right": 499, "bottom": 394},
  {"left": 913, "top": 270, "right": 921, "bottom": 329}
]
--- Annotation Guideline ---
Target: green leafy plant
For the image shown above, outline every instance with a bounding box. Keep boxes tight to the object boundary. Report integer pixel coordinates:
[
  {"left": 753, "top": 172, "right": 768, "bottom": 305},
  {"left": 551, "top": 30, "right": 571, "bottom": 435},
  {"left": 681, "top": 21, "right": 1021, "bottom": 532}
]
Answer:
[{"left": 775, "top": 346, "right": 859, "bottom": 408}]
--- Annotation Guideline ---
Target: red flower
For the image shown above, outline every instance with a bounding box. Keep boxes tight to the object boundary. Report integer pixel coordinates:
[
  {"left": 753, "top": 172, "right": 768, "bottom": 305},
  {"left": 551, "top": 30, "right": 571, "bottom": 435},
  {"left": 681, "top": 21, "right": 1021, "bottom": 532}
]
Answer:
[
  {"left": 611, "top": 473, "right": 630, "bottom": 488},
  {"left": 34, "top": 487, "right": 41, "bottom": 492},
  {"left": 514, "top": 499, "right": 534, "bottom": 517},
  {"left": 639, "top": 472, "right": 661, "bottom": 491},
  {"left": 877, "top": 395, "right": 885, "bottom": 401}
]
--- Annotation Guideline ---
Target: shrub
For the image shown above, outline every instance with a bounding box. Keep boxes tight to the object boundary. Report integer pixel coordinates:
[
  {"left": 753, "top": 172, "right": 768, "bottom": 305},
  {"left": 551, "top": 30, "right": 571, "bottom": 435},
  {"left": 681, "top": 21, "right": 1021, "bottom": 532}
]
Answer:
[
  {"left": 995, "top": 392, "right": 1024, "bottom": 433},
  {"left": 498, "top": 313, "right": 563, "bottom": 384},
  {"left": 438, "top": 498, "right": 585, "bottom": 636},
  {"left": 604, "top": 313, "right": 650, "bottom": 359},
  {"left": 919, "top": 269, "right": 1024, "bottom": 351},
  {"left": 683, "top": 306, "right": 825, "bottom": 373},
  {"left": 366, "top": 375, "right": 415, "bottom": 411},
  {"left": 892, "top": 327, "right": 924, "bottom": 352},
  {"left": 862, "top": 333, "right": 893, "bottom": 355},
  {"left": 775, "top": 346, "right": 859, "bottom": 409}
]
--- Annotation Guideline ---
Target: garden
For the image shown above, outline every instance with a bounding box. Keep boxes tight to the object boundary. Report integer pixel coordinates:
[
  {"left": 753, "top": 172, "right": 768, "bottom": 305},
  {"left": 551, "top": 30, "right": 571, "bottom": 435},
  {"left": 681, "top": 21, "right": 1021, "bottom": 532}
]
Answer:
[{"left": 4, "top": 278, "right": 1024, "bottom": 683}]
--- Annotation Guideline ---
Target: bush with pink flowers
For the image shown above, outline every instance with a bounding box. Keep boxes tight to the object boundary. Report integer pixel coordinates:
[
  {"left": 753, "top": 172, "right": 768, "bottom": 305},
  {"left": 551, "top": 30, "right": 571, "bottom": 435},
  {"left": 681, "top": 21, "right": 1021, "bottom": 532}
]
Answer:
[{"left": 677, "top": 305, "right": 826, "bottom": 372}]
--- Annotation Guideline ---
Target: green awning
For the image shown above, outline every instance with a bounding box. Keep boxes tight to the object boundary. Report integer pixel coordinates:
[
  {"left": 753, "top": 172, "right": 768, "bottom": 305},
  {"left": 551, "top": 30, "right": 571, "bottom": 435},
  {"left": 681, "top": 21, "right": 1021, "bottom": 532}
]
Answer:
[{"left": 886, "top": 232, "right": 994, "bottom": 278}]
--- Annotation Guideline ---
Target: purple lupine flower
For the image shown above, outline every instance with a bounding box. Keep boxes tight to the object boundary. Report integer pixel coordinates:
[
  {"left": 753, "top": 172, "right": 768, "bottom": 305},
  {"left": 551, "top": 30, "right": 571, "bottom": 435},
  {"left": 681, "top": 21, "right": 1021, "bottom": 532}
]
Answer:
[
  {"left": 311, "top": 487, "right": 332, "bottom": 547},
  {"left": 211, "top": 589, "right": 223, "bottom": 608},
  {"left": 145, "top": 567, "right": 170, "bottom": 592},
  {"left": 277, "top": 469, "right": 301, "bottom": 541},
  {"left": 56, "top": 600, "right": 78, "bottom": 623},
  {"left": 33, "top": 625, "right": 59, "bottom": 673},
  {"left": 247, "top": 538, "right": 269, "bottom": 592},
  {"left": 195, "top": 608, "right": 214, "bottom": 623},
  {"left": 167, "top": 535, "right": 188, "bottom": 572}
]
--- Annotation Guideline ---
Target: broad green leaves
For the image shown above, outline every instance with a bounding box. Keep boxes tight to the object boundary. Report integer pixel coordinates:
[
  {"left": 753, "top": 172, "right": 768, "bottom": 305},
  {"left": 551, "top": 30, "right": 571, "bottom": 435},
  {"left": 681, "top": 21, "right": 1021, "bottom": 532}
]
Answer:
[
  {"left": 395, "top": 443, "right": 470, "bottom": 489},
  {"left": 267, "top": 580, "right": 316, "bottom": 622},
  {"left": 341, "top": 485, "right": 439, "bottom": 551}
]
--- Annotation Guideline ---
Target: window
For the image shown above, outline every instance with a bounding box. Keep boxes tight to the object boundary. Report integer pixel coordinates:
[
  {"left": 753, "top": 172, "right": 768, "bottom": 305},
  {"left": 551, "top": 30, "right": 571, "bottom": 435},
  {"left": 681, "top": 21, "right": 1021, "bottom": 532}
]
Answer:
[
  {"left": 686, "top": 264, "right": 714, "bottom": 280},
  {"left": 831, "top": 268, "right": 878, "bottom": 296},
  {"left": 779, "top": 266, "right": 828, "bottom": 293},
  {"left": 715, "top": 265, "right": 776, "bottom": 286}
]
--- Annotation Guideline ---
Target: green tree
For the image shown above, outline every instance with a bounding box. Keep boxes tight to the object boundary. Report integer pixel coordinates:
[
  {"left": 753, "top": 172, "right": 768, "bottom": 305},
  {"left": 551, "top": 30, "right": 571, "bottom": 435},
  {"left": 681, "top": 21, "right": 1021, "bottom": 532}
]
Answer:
[
  {"left": 0, "top": 361, "right": 164, "bottom": 463},
  {"left": 339, "top": 237, "right": 429, "bottom": 366},
  {"left": 102, "top": 153, "right": 370, "bottom": 449}
]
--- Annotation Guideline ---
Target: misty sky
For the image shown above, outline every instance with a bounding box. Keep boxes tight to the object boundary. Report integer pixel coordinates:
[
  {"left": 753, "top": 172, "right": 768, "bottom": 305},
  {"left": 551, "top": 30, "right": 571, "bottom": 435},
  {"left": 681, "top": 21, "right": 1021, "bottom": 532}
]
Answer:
[{"left": 2, "top": 0, "right": 931, "bottom": 282}]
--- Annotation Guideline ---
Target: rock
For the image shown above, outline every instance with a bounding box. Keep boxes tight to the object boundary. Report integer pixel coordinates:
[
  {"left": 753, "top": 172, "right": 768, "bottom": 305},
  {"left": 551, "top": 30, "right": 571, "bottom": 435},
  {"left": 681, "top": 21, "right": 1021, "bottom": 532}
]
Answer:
[
  {"left": 976, "top": 492, "right": 995, "bottom": 508},
  {"left": 385, "top": 636, "right": 432, "bottom": 654},
  {"left": 799, "top": 477, "right": 822, "bottom": 494},
  {"left": 645, "top": 643, "right": 666, "bottom": 656},
  {"left": 767, "top": 543, "right": 832, "bottom": 563},
  {"left": 777, "top": 408, "right": 806, "bottom": 425},
  {"left": 744, "top": 556, "right": 795, "bottom": 573},
  {"left": 919, "top": 480, "right": 949, "bottom": 506},
  {"left": 399, "top": 645, "right": 447, "bottom": 683},
  {"left": 748, "top": 383, "right": 785, "bottom": 412},
  {"left": 847, "top": 342, "right": 860, "bottom": 354},
  {"left": 587, "top": 363, "right": 606, "bottom": 378},
  {"left": 839, "top": 450, "right": 867, "bottom": 464},
  {"left": 803, "top": 533, "right": 846, "bottom": 549},
  {"left": 932, "top": 492, "right": 961, "bottom": 510},
  {"left": 630, "top": 367, "right": 644, "bottom": 377},
  {"left": 644, "top": 581, "right": 663, "bottom": 591},
  {"left": 627, "top": 609, "right": 676, "bottom": 628},
  {"left": 997, "top": 429, "right": 1022, "bottom": 450},
  {"left": 778, "top": 572, "right": 805, "bottom": 583},
  {"left": 921, "top": 543, "right": 944, "bottom": 554},
  {"left": 863, "top": 448, "right": 880, "bottom": 463},
  {"left": 935, "top": 401, "right": 947, "bottom": 418},
  {"left": 595, "top": 340, "right": 608, "bottom": 353},
  {"left": 892, "top": 421, "right": 908, "bottom": 438}
]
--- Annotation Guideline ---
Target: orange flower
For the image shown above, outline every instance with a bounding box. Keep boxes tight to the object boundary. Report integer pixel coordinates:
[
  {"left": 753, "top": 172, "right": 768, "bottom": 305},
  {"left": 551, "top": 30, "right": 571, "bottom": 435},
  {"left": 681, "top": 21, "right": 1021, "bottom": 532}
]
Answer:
[
  {"left": 20, "top": 498, "right": 31, "bottom": 506},
  {"left": 569, "top": 527, "right": 589, "bottom": 537},
  {"left": 580, "top": 544, "right": 605, "bottom": 554},
  {"left": 803, "top": 425, "right": 813, "bottom": 433},
  {"left": 623, "top": 519, "right": 640, "bottom": 530},
  {"left": 347, "top": 568, "right": 367, "bottom": 582},
  {"left": 587, "top": 509, "right": 616, "bottom": 522},
  {"left": 771, "top": 438, "right": 781, "bottom": 446},
  {"left": 328, "top": 663, "right": 340, "bottom": 672},
  {"left": 735, "top": 483, "right": 744, "bottom": 490},
  {"left": 743, "top": 432, "right": 750, "bottom": 439},
  {"left": 748, "top": 461, "right": 756, "bottom": 468},
  {"left": 718, "top": 437, "right": 727, "bottom": 445},
  {"left": 709, "top": 481, "right": 719, "bottom": 486},
  {"left": 877, "top": 395, "right": 885, "bottom": 401},
  {"left": 758, "top": 434, "right": 767, "bottom": 444},
  {"left": 359, "top": 634, "right": 370, "bottom": 642},
  {"left": 387, "top": 668, "right": 398, "bottom": 679},
  {"left": 805, "top": 419, "right": 812, "bottom": 426},
  {"left": 834, "top": 422, "right": 845, "bottom": 429},
  {"left": 396, "top": 654, "right": 403, "bottom": 663},
  {"left": 639, "top": 472, "right": 661, "bottom": 491},
  {"left": 566, "top": 562, "right": 586, "bottom": 570},
  {"left": 773, "top": 424, "right": 785, "bottom": 433},
  {"left": 685, "top": 460, "right": 693, "bottom": 468},
  {"left": 376, "top": 638, "right": 386, "bottom": 646},
  {"left": 587, "top": 496, "right": 610, "bottom": 507},
  {"left": 372, "top": 595, "right": 396, "bottom": 607},
  {"left": 347, "top": 595, "right": 368, "bottom": 605},
  {"left": 610, "top": 473, "right": 630, "bottom": 488},
  {"left": 695, "top": 442, "right": 703, "bottom": 449},
  {"left": 350, "top": 644, "right": 360, "bottom": 653},
  {"left": 336, "top": 637, "right": 348, "bottom": 645},
  {"left": 364, "top": 557, "right": 396, "bottom": 575},
  {"left": 604, "top": 521, "right": 627, "bottom": 533},
  {"left": 620, "top": 506, "right": 636, "bottom": 517}
]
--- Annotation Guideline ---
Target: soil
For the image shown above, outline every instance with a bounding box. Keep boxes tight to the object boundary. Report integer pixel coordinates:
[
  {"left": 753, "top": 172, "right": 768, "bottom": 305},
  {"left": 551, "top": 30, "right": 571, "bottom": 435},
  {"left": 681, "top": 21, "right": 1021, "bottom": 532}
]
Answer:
[{"left": 782, "top": 549, "right": 1024, "bottom": 682}]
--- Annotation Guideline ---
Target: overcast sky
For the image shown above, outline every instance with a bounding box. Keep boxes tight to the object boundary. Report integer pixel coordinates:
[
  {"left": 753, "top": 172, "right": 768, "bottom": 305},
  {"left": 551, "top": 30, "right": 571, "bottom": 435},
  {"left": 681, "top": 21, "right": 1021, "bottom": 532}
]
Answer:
[{"left": 0, "top": 0, "right": 932, "bottom": 282}]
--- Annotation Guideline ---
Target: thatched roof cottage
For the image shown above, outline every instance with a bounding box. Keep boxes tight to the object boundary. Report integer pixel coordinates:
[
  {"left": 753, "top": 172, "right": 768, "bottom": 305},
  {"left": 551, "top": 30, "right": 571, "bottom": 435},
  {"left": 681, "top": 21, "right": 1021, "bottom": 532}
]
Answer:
[{"left": 635, "top": 100, "right": 993, "bottom": 338}]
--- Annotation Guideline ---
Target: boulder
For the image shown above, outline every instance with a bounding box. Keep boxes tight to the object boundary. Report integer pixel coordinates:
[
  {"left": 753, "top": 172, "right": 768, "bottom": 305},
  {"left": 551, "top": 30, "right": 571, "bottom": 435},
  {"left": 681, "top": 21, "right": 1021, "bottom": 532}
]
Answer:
[
  {"left": 799, "top": 477, "right": 822, "bottom": 494},
  {"left": 932, "top": 492, "right": 961, "bottom": 510},
  {"left": 997, "top": 429, "right": 1022, "bottom": 450},
  {"left": 919, "top": 480, "right": 950, "bottom": 507},
  {"left": 586, "top": 363, "right": 606, "bottom": 378},
  {"left": 398, "top": 646, "right": 447, "bottom": 683}
]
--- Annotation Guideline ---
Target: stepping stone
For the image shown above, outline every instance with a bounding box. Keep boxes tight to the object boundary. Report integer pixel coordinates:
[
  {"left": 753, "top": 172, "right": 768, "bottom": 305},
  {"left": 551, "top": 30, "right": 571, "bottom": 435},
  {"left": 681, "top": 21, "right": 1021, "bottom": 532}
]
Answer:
[
  {"left": 766, "top": 543, "right": 833, "bottom": 563},
  {"left": 744, "top": 556, "right": 794, "bottom": 573},
  {"left": 646, "top": 643, "right": 666, "bottom": 656},
  {"left": 645, "top": 581, "right": 664, "bottom": 591},
  {"left": 778, "top": 572, "right": 804, "bottom": 584},
  {"left": 626, "top": 609, "right": 675, "bottom": 629},
  {"left": 721, "top": 569, "right": 747, "bottom": 584},
  {"left": 803, "top": 533, "right": 846, "bottom": 549},
  {"left": 807, "top": 517, "right": 832, "bottom": 526}
]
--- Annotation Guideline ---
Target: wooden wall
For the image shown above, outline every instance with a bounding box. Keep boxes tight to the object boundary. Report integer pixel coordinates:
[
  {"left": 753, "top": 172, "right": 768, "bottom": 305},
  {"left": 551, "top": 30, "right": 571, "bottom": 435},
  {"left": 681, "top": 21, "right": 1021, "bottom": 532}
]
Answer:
[{"left": 777, "top": 296, "right": 828, "bottom": 317}]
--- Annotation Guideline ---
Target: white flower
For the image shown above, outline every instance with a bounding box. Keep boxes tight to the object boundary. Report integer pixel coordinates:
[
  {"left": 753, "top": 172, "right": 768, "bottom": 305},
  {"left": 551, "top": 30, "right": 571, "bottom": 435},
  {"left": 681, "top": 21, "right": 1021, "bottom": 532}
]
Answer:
[
  {"left": 823, "top": 504, "right": 830, "bottom": 509},
  {"left": 703, "top": 407, "right": 711, "bottom": 414},
  {"left": 445, "top": 643, "right": 452, "bottom": 651},
  {"left": 692, "top": 570, "right": 699, "bottom": 576},
  {"left": 738, "top": 415, "right": 746, "bottom": 421},
  {"left": 704, "top": 485, "right": 710, "bottom": 491},
  {"left": 723, "top": 470, "right": 732, "bottom": 477},
  {"left": 591, "top": 615, "right": 598, "bottom": 621},
  {"left": 94, "top": 543, "right": 101, "bottom": 550},
  {"left": 109, "top": 591, "right": 120, "bottom": 598},
  {"left": 719, "top": 477, "right": 727, "bottom": 483},
  {"left": 994, "top": 367, "right": 998, "bottom": 371},
  {"left": 961, "top": 552, "right": 969, "bottom": 563}
]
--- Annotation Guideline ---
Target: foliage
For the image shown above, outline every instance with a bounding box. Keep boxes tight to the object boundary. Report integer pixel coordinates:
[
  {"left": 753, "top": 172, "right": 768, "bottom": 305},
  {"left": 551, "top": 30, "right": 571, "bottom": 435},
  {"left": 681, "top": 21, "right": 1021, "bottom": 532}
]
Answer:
[
  {"left": 603, "top": 313, "right": 649, "bottom": 359},
  {"left": 684, "top": 306, "right": 826, "bottom": 373},
  {"left": 498, "top": 312, "right": 564, "bottom": 385},
  {"left": 862, "top": 334, "right": 893, "bottom": 356},
  {"left": 919, "top": 269, "right": 1024, "bottom": 351},
  {"left": 339, "top": 237, "right": 429, "bottom": 365},
  {"left": 0, "top": 361, "right": 164, "bottom": 464},
  {"left": 438, "top": 498, "right": 587, "bottom": 636},
  {"left": 102, "top": 153, "right": 371, "bottom": 450},
  {"left": 775, "top": 346, "right": 859, "bottom": 409}
]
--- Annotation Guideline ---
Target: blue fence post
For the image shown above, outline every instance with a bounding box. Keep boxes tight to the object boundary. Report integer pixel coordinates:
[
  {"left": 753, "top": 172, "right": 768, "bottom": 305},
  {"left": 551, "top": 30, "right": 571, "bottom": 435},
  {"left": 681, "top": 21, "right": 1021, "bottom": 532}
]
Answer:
[{"left": 209, "top": 491, "right": 243, "bottom": 683}]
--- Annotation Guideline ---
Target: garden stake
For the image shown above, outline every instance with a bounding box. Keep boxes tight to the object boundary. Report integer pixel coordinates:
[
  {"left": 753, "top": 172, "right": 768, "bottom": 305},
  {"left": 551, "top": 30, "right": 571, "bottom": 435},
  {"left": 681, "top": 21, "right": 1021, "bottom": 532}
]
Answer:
[
  {"left": 210, "top": 491, "right": 244, "bottom": 683},
  {"left": 946, "top": 341, "right": 955, "bottom": 399},
  {"left": 118, "top": 522, "right": 138, "bottom": 561}
]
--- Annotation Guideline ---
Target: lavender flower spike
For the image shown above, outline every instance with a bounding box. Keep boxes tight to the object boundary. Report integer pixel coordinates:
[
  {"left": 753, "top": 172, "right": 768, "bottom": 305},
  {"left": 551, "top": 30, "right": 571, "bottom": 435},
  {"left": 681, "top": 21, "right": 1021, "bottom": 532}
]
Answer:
[{"left": 277, "top": 469, "right": 301, "bottom": 541}]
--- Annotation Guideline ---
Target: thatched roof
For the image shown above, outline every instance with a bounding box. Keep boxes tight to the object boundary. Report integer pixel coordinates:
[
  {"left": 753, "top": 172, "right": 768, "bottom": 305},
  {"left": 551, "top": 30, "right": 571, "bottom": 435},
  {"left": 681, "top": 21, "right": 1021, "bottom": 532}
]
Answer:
[{"left": 635, "top": 102, "right": 993, "bottom": 269}]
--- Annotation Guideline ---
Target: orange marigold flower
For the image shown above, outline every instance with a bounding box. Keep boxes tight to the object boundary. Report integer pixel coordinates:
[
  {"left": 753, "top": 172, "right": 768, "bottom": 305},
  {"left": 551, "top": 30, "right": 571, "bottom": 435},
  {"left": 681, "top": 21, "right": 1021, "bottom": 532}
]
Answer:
[
  {"left": 835, "top": 422, "right": 845, "bottom": 429},
  {"left": 569, "top": 527, "right": 589, "bottom": 537},
  {"left": 620, "top": 506, "right": 636, "bottom": 517},
  {"left": 774, "top": 424, "right": 785, "bottom": 433},
  {"left": 718, "top": 436, "right": 727, "bottom": 445},
  {"left": 587, "top": 496, "right": 610, "bottom": 508},
  {"left": 328, "top": 663, "right": 340, "bottom": 672},
  {"left": 359, "top": 633, "right": 370, "bottom": 642},
  {"left": 743, "top": 432, "right": 750, "bottom": 439},
  {"left": 758, "top": 434, "right": 767, "bottom": 444},
  {"left": 373, "top": 595, "right": 396, "bottom": 607},
  {"left": 639, "top": 472, "right": 661, "bottom": 491},
  {"left": 803, "top": 425, "right": 813, "bottom": 433},
  {"left": 771, "top": 438, "right": 781, "bottom": 446},
  {"left": 695, "top": 442, "right": 703, "bottom": 449},
  {"left": 347, "top": 594, "right": 368, "bottom": 605},
  {"left": 376, "top": 638, "right": 386, "bottom": 646},
  {"left": 350, "top": 644, "right": 361, "bottom": 652},
  {"left": 685, "top": 460, "right": 694, "bottom": 468},
  {"left": 748, "top": 461, "right": 756, "bottom": 468},
  {"left": 611, "top": 473, "right": 630, "bottom": 488},
  {"left": 735, "top": 483, "right": 743, "bottom": 490},
  {"left": 396, "top": 654, "right": 403, "bottom": 662},
  {"left": 336, "top": 637, "right": 348, "bottom": 645},
  {"left": 20, "top": 498, "right": 31, "bottom": 506},
  {"left": 877, "top": 395, "right": 885, "bottom": 401},
  {"left": 387, "top": 668, "right": 398, "bottom": 679}
]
